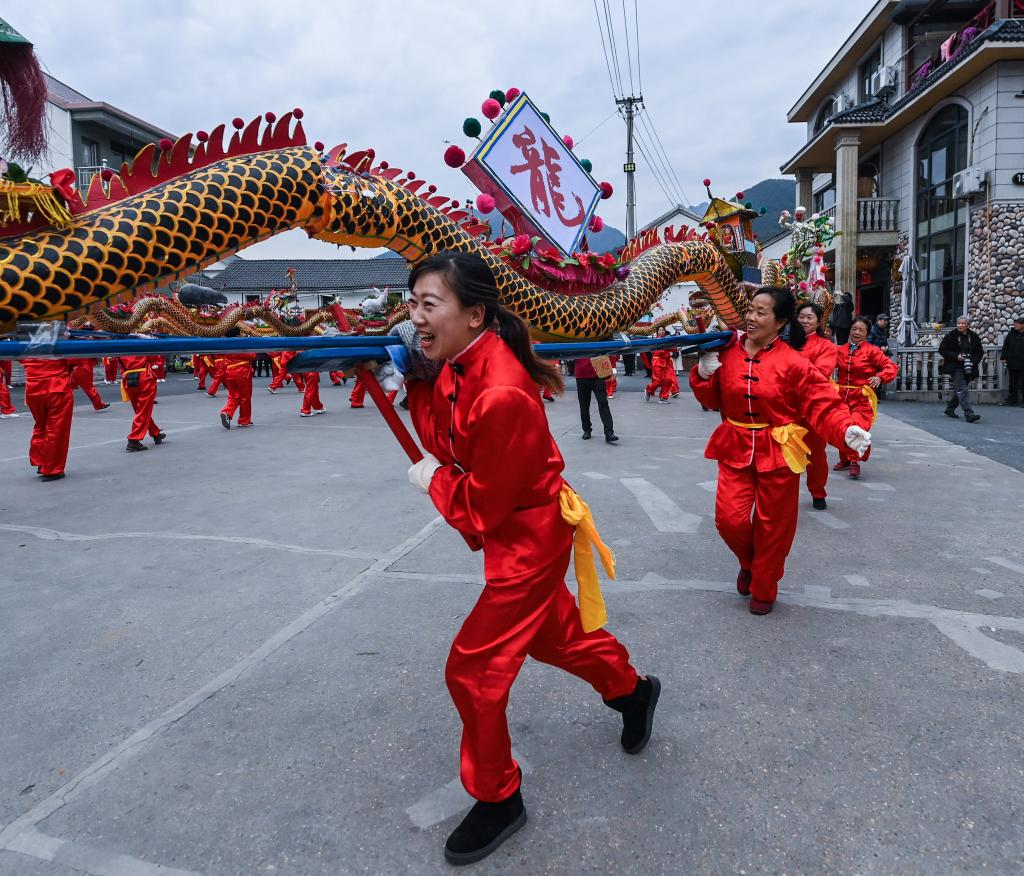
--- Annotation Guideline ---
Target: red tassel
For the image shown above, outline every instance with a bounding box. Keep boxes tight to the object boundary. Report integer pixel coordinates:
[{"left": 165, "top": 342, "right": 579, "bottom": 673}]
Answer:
[{"left": 0, "top": 42, "right": 48, "bottom": 161}]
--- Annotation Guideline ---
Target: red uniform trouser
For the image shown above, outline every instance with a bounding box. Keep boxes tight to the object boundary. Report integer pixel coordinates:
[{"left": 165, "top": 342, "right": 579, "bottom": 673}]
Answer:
[
  {"left": 71, "top": 365, "right": 105, "bottom": 410},
  {"left": 124, "top": 379, "right": 161, "bottom": 440},
  {"left": 26, "top": 389, "right": 74, "bottom": 475},
  {"left": 839, "top": 392, "right": 874, "bottom": 462},
  {"left": 646, "top": 361, "right": 673, "bottom": 399},
  {"left": 803, "top": 427, "right": 829, "bottom": 499},
  {"left": 300, "top": 372, "right": 323, "bottom": 414},
  {"left": 267, "top": 365, "right": 289, "bottom": 391},
  {"left": 221, "top": 368, "right": 253, "bottom": 424},
  {"left": 715, "top": 461, "right": 800, "bottom": 604},
  {"left": 329, "top": 370, "right": 345, "bottom": 385},
  {"left": 153, "top": 358, "right": 165, "bottom": 380},
  {"left": 348, "top": 374, "right": 396, "bottom": 407},
  {"left": 605, "top": 374, "right": 617, "bottom": 397},
  {"left": 0, "top": 362, "right": 14, "bottom": 414},
  {"left": 668, "top": 369, "right": 680, "bottom": 395},
  {"left": 447, "top": 545, "right": 638, "bottom": 802},
  {"left": 103, "top": 358, "right": 118, "bottom": 382},
  {"left": 206, "top": 365, "right": 224, "bottom": 396}
]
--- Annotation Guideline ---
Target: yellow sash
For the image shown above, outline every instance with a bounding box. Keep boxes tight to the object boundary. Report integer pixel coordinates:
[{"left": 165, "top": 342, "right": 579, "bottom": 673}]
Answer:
[
  {"left": 119, "top": 368, "right": 145, "bottom": 403},
  {"left": 726, "top": 418, "right": 811, "bottom": 474},
  {"left": 558, "top": 484, "right": 614, "bottom": 633},
  {"left": 837, "top": 383, "right": 879, "bottom": 426},
  {"left": 225, "top": 360, "right": 251, "bottom": 370}
]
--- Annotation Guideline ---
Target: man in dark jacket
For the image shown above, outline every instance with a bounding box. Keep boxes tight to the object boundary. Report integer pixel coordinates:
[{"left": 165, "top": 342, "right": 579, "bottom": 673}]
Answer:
[
  {"left": 999, "top": 315, "right": 1024, "bottom": 406},
  {"left": 868, "top": 314, "right": 891, "bottom": 399},
  {"left": 829, "top": 291, "right": 854, "bottom": 344},
  {"left": 573, "top": 357, "right": 618, "bottom": 443},
  {"left": 938, "top": 316, "right": 984, "bottom": 422}
]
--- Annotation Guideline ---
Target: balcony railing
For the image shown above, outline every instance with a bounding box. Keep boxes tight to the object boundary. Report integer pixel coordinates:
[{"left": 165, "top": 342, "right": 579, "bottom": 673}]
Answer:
[
  {"left": 76, "top": 164, "right": 108, "bottom": 191},
  {"left": 858, "top": 197, "right": 899, "bottom": 232},
  {"left": 891, "top": 345, "right": 1004, "bottom": 395}
]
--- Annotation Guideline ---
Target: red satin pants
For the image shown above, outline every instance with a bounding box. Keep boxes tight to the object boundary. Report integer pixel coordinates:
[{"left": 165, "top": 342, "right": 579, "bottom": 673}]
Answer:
[
  {"left": 124, "top": 379, "right": 161, "bottom": 440},
  {"left": 221, "top": 368, "right": 253, "bottom": 424},
  {"left": 646, "top": 360, "right": 674, "bottom": 400},
  {"left": 348, "top": 375, "right": 396, "bottom": 408},
  {"left": 605, "top": 374, "right": 617, "bottom": 397},
  {"left": 803, "top": 426, "right": 829, "bottom": 500},
  {"left": 447, "top": 545, "right": 638, "bottom": 802},
  {"left": 0, "top": 361, "right": 14, "bottom": 414},
  {"left": 26, "top": 389, "right": 74, "bottom": 475},
  {"left": 103, "top": 358, "right": 118, "bottom": 383},
  {"left": 206, "top": 365, "right": 225, "bottom": 397},
  {"left": 71, "top": 365, "right": 105, "bottom": 410},
  {"left": 839, "top": 393, "right": 873, "bottom": 462},
  {"left": 300, "top": 372, "right": 323, "bottom": 414},
  {"left": 715, "top": 461, "right": 800, "bottom": 603}
]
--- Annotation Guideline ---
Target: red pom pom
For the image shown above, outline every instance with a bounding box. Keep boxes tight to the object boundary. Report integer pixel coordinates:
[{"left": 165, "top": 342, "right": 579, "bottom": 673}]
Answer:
[
  {"left": 427, "top": 184, "right": 437, "bottom": 193},
  {"left": 702, "top": 178, "right": 711, "bottom": 187},
  {"left": 265, "top": 111, "right": 277, "bottom": 123},
  {"left": 506, "top": 87, "right": 521, "bottom": 101},
  {"left": 589, "top": 214, "right": 604, "bottom": 233},
  {"left": 196, "top": 130, "right": 209, "bottom": 142},
  {"left": 293, "top": 108, "right": 304, "bottom": 119},
  {"left": 232, "top": 117, "right": 245, "bottom": 129},
  {"left": 314, "top": 141, "right": 325, "bottom": 151},
  {"left": 735, "top": 192, "right": 744, "bottom": 200},
  {"left": 562, "top": 134, "right": 574, "bottom": 149},
  {"left": 475, "top": 193, "right": 496, "bottom": 214},
  {"left": 407, "top": 171, "right": 415, "bottom": 180},
  {"left": 443, "top": 145, "right": 466, "bottom": 168},
  {"left": 599, "top": 181, "right": 613, "bottom": 199},
  {"left": 481, "top": 98, "right": 501, "bottom": 120},
  {"left": 705, "top": 221, "right": 715, "bottom": 230},
  {"left": 158, "top": 138, "right": 173, "bottom": 151},
  {"left": 100, "top": 168, "right": 115, "bottom": 181},
  {"left": 380, "top": 161, "right": 389, "bottom": 169}
]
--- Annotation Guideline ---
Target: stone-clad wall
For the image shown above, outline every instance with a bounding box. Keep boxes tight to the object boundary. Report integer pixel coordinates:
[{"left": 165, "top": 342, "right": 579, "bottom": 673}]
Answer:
[{"left": 968, "top": 202, "right": 1024, "bottom": 343}]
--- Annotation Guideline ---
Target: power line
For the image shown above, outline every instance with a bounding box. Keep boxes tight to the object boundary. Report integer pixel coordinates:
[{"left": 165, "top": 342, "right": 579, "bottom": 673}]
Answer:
[
  {"left": 640, "top": 110, "right": 691, "bottom": 206},
  {"left": 574, "top": 108, "right": 619, "bottom": 147},
  {"left": 621, "top": 0, "right": 635, "bottom": 96},
  {"left": 633, "top": 126, "right": 678, "bottom": 213},
  {"left": 602, "top": 0, "right": 625, "bottom": 97},
  {"left": 634, "top": 0, "right": 642, "bottom": 94},
  {"left": 635, "top": 112, "right": 683, "bottom": 205},
  {"left": 591, "top": 0, "right": 620, "bottom": 100}
]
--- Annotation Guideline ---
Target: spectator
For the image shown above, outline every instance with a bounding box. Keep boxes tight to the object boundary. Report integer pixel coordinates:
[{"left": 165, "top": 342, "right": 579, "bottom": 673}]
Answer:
[
  {"left": 1000, "top": 315, "right": 1024, "bottom": 406},
  {"left": 868, "top": 314, "right": 892, "bottom": 399},
  {"left": 829, "top": 291, "right": 854, "bottom": 344},
  {"left": 938, "top": 316, "right": 984, "bottom": 423},
  {"left": 572, "top": 357, "right": 618, "bottom": 444}
]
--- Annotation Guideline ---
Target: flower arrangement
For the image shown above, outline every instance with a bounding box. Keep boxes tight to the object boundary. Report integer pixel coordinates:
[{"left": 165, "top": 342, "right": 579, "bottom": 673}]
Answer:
[{"left": 490, "top": 233, "right": 628, "bottom": 295}]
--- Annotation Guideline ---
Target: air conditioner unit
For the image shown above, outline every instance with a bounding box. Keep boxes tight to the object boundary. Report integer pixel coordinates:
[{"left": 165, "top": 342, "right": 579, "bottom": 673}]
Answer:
[
  {"left": 835, "top": 92, "right": 854, "bottom": 112},
  {"left": 876, "top": 65, "right": 899, "bottom": 99},
  {"left": 953, "top": 166, "right": 986, "bottom": 198}
]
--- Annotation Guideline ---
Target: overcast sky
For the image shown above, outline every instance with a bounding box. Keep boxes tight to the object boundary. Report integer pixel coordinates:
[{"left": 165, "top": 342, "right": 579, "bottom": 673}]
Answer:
[{"left": 5, "top": 0, "right": 870, "bottom": 259}]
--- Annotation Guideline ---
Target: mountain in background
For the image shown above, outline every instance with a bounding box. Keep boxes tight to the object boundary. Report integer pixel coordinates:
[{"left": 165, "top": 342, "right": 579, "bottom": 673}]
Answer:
[{"left": 690, "top": 178, "right": 795, "bottom": 241}]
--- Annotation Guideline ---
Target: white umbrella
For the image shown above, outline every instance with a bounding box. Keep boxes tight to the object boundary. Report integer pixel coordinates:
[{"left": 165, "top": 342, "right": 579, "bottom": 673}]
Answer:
[{"left": 898, "top": 255, "right": 918, "bottom": 347}]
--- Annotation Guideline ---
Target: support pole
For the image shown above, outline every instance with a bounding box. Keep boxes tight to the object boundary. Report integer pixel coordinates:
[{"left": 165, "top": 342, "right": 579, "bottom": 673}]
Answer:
[{"left": 616, "top": 95, "right": 643, "bottom": 240}]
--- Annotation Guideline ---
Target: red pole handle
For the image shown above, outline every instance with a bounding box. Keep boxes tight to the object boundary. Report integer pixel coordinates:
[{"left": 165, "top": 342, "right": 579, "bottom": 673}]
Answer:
[{"left": 356, "top": 364, "right": 424, "bottom": 464}]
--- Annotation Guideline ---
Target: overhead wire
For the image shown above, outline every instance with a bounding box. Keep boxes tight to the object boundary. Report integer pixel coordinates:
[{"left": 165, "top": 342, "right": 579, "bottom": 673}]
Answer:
[
  {"left": 636, "top": 112, "right": 684, "bottom": 205},
  {"left": 639, "top": 110, "right": 692, "bottom": 207},
  {"left": 575, "top": 108, "right": 620, "bottom": 147},
  {"left": 621, "top": 0, "right": 635, "bottom": 96},
  {"left": 633, "top": 126, "right": 678, "bottom": 212},
  {"left": 602, "top": 0, "right": 625, "bottom": 98},
  {"left": 592, "top": 0, "right": 621, "bottom": 100}
]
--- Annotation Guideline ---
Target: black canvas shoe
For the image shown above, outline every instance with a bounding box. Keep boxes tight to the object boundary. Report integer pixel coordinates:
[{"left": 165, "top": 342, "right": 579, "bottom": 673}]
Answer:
[
  {"left": 220, "top": 413, "right": 231, "bottom": 430},
  {"left": 605, "top": 433, "right": 619, "bottom": 444},
  {"left": 444, "top": 780, "right": 526, "bottom": 866},
  {"left": 582, "top": 431, "right": 592, "bottom": 440},
  {"left": 125, "top": 440, "right": 148, "bottom": 452},
  {"left": 604, "top": 675, "right": 661, "bottom": 754},
  {"left": 154, "top": 432, "right": 166, "bottom": 445},
  {"left": 812, "top": 498, "right": 827, "bottom": 510},
  {"left": 944, "top": 409, "right": 959, "bottom": 418}
]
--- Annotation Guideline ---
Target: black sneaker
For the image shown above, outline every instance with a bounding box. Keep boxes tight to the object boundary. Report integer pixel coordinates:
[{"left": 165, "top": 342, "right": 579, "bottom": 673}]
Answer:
[
  {"left": 603, "top": 675, "right": 661, "bottom": 754},
  {"left": 154, "top": 432, "right": 166, "bottom": 445},
  {"left": 944, "top": 409, "right": 959, "bottom": 419},
  {"left": 812, "top": 498, "right": 827, "bottom": 510},
  {"left": 39, "top": 472, "right": 65, "bottom": 482},
  {"left": 965, "top": 413, "right": 981, "bottom": 423},
  {"left": 605, "top": 433, "right": 619, "bottom": 444},
  {"left": 582, "top": 431, "right": 592, "bottom": 440},
  {"left": 126, "top": 440, "right": 148, "bottom": 452},
  {"left": 444, "top": 780, "right": 526, "bottom": 866},
  {"left": 220, "top": 412, "right": 231, "bottom": 430}
]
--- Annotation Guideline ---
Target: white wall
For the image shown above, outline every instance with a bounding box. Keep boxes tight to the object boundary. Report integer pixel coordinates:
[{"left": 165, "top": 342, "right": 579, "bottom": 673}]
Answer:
[{"left": 34, "top": 102, "right": 74, "bottom": 177}]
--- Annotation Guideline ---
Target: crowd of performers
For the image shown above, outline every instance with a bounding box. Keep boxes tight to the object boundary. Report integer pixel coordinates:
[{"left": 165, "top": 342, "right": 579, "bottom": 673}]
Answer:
[{"left": 1, "top": 255, "right": 902, "bottom": 864}]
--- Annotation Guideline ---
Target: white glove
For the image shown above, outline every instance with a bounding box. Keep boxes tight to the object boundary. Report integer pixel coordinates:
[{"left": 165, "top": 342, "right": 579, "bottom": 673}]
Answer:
[
  {"left": 372, "top": 360, "right": 404, "bottom": 393},
  {"left": 697, "top": 351, "right": 721, "bottom": 380},
  {"left": 844, "top": 425, "right": 872, "bottom": 454},
  {"left": 408, "top": 453, "right": 442, "bottom": 494}
]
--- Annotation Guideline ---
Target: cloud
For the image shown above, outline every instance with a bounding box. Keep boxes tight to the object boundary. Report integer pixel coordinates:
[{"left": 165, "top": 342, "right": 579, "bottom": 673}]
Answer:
[{"left": 4, "top": 0, "right": 869, "bottom": 259}]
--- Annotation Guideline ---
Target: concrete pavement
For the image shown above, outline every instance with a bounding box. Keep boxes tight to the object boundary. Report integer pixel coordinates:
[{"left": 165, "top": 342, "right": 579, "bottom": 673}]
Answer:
[{"left": 1, "top": 370, "right": 1022, "bottom": 874}]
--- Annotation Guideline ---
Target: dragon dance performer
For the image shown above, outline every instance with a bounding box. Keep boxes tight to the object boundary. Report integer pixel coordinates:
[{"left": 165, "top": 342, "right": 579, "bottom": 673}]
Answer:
[
  {"left": 1, "top": 359, "right": 18, "bottom": 417},
  {"left": 644, "top": 328, "right": 674, "bottom": 403},
  {"left": 267, "top": 351, "right": 295, "bottom": 392},
  {"left": 348, "top": 371, "right": 397, "bottom": 409},
  {"left": 203, "top": 354, "right": 225, "bottom": 398},
  {"left": 833, "top": 316, "right": 898, "bottom": 480},
  {"left": 690, "top": 288, "right": 871, "bottom": 615},
  {"left": 70, "top": 357, "right": 111, "bottom": 412},
  {"left": 401, "top": 252, "right": 658, "bottom": 865},
  {"left": 118, "top": 354, "right": 165, "bottom": 452},
  {"left": 20, "top": 356, "right": 75, "bottom": 480},
  {"left": 103, "top": 357, "right": 118, "bottom": 384},
  {"left": 298, "top": 369, "right": 325, "bottom": 417},
  {"left": 794, "top": 303, "right": 838, "bottom": 509},
  {"left": 219, "top": 348, "right": 255, "bottom": 429}
]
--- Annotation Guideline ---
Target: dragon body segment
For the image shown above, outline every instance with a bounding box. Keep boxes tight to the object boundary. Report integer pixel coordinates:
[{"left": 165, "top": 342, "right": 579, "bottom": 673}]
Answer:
[{"left": 0, "top": 114, "right": 749, "bottom": 337}]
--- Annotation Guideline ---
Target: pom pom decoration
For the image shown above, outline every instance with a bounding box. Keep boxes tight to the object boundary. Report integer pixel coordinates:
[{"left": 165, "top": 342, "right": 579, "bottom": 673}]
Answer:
[
  {"left": 463, "top": 117, "right": 482, "bottom": 138},
  {"left": 196, "top": 130, "right": 209, "bottom": 142},
  {"left": 475, "top": 194, "right": 496, "bottom": 214},
  {"left": 588, "top": 214, "right": 604, "bottom": 233},
  {"left": 481, "top": 98, "right": 501, "bottom": 120},
  {"left": 158, "top": 138, "right": 173, "bottom": 151},
  {"left": 443, "top": 145, "right": 466, "bottom": 168},
  {"left": 314, "top": 141, "right": 325, "bottom": 152},
  {"left": 232, "top": 117, "right": 245, "bottom": 129},
  {"left": 759, "top": 207, "right": 767, "bottom": 214},
  {"left": 702, "top": 178, "right": 712, "bottom": 187},
  {"left": 735, "top": 192, "right": 744, "bottom": 200},
  {"left": 505, "top": 87, "right": 521, "bottom": 101},
  {"left": 614, "top": 266, "right": 631, "bottom": 281},
  {"left": 744, "top": 201, "right": 753, "bottom": 209},
  {"left": 265, "top": 111, "right": 277, "bottom": 123},
  {"left": 705, "top": 221, "right": 715, "bottom": 230},
  {"left": 100, "top": 168, "right": 115, "bottom": 181},
  {"left": 562, "top": 134, "right": 574, "bottom": 149},
  {"left": 598, "top": 181, "right": 613, "bottom": 199},
  {"left": 540, "top": 112, "right": 550, "bottom": 123},
  {"left": 488, "top": 89, "right": 507, "bottom": 107},
  {"left": 293, "top": 108, "right": 304, "bottom": 119},
  {"left": 580, "top": 158, "right": 593, "bottom": 173}
]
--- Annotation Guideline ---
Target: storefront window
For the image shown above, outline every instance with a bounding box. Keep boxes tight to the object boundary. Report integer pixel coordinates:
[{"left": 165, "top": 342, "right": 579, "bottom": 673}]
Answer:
[{"left": 914, "top": 105, "right": 968, "bottom": 325}]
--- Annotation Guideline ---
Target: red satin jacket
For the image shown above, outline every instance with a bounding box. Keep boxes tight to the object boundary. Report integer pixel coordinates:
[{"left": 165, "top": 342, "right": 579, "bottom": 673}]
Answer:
[
  {"left": 221, "top": 353, "right": 256, "bottom": 370},
  {"left": 117, "top": 355, "right": 159, "bottom": 382},
  {"left": 835, "top": 342, "right": 899, "bottom": 389},
  {"left": 690, "top": 335, "right": 855, "bottom": 472},
  {"left": 408, "top": 330, "right": 573, "bottom": 580},
  {"left": 799, "top": 334, "right": 838, "bottom": 379},
  {"left": 20, "top": 359, "right": 74, "bottom": 394}
]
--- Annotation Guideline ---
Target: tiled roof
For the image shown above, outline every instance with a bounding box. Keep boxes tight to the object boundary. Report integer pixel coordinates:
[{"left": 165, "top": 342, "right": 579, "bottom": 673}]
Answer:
[
  {"left": 213, "top": 258, "right": 410, "bottom": 292},
  {"left": 44, "top": 74, "right": 92, "bottom": 106},
  {"left": 829, "top": 18, "right": 1024, "bottom": 126}
]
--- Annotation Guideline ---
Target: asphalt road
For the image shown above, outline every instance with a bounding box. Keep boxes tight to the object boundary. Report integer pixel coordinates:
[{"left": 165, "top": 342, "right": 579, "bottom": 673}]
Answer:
[{"left": 1, "top": 369, "right": 1023, "bottom": 875}]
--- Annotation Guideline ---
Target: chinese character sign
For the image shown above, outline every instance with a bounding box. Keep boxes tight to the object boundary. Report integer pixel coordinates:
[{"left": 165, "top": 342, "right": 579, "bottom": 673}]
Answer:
[{"left": 464, "top": 94, "right": 601, "bottom": 258}]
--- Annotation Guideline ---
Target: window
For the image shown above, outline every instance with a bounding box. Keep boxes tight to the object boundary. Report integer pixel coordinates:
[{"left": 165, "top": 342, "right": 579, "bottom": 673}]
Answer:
[
  {"left": 80, "top": 138, "right": 100, "bottom": 167},
  {"left": 320, "top": 294, "right": 340, "bottom": 308},
  {"left": 813, "top": 186, "right": 836, "bottom": 214},
  {"left": 859, "top": 46, "right": 883, "bottom": 100},
  {"left": 813, "top": 99, "right": 835, "bottom": 135},
  {"left": 243, "top": 294, "right": 262, "bottom": 305},
  {"left": 914, "top": 105, "right": 969, "bottom": 326}
]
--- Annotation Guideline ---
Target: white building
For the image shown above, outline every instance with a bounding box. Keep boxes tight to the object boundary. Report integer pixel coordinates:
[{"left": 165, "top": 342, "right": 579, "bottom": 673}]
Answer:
[{"left": 639, "top": 203, "right": 704, "bottom": 317}]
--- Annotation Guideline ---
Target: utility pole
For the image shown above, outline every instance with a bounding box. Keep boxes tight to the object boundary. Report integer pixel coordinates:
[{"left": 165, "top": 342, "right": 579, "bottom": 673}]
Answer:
[{"left": 616, "top": 95, "right": 643, "bottom": 239}]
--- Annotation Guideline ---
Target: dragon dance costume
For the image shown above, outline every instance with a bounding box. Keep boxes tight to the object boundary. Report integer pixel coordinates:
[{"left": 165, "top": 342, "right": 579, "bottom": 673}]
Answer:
[
  {"left": 70, "top": 358, "right": 108, "bottom": 411},
  {"left": 407, "top": 330, "right": 641, "bottom": 804},
  {"left": 20, "top": 358, "right": 75, "bottom": 477},
  {"left": 219, "top": 353, "right": 255, "bottom": 426},
  {"left": 690, "top": 336, "right": 857, "bottom": 607},
  {"left": 795, "top": 333, "right": 838, "bottom": 502},
  {"left": 117, "top": 355, "right": 162, "bottom": 443},
  {"left": 834, "top": 341, "right": 898, "bottom": 465}
]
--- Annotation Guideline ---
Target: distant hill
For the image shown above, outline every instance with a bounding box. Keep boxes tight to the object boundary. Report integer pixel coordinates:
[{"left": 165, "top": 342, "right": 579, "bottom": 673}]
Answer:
[{"left": 691, "top": 178, "right": 794, "bottom": 241}]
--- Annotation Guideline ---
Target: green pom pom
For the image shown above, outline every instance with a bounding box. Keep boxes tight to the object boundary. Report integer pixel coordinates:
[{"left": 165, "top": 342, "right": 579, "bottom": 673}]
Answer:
[
  {"left": 744, "top": 201, "right": 753, "bottom": 209},
  {"left": 759, "top": 206, "right": 767, "bottom": 215},
  {"left": 463, "top": 117, "right": 482, "bottom": 138},
  {"left": 580, "top": 158, "right": 593, "bottom": 173},
  {"left": 489, "top": 89, "right": 507, "bottom": 107},
  {"left": 540, "top": 112, "right": 550, "bottom": 123}
]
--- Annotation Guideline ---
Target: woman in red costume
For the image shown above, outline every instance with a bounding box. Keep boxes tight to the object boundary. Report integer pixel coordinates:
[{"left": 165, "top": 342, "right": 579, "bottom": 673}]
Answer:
[
  {"left": 218, "top": 340, "right": 256, "bottom": 429},
  {"left": 401, "top": 252, "right": 658, "bottom": 865},
  {"left": 833, "top": 316, "right": 898, "bottom": 479},
  {"left": 690, "top": 288, "right": 871, "bottom": 615},
  {"left": 644, "top": 327, "right": 674, "bottom": 403},
  {"left": 794, "top": 302, "right": 838, "bottom": 510},
  {"left": 20, "top": 357, "right": 75, "bottom": 480},
  {"left": 117, "top": 354, "right": 165, "bottom": 451}
]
